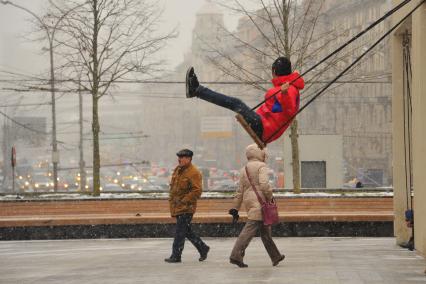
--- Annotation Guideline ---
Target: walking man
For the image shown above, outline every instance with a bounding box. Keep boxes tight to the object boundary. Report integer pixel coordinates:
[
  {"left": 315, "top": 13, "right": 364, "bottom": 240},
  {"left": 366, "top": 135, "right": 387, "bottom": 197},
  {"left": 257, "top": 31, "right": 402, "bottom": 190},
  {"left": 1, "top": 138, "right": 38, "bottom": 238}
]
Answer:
[{"left": 165, "top": 149, "right": 210, "bottom": 263}]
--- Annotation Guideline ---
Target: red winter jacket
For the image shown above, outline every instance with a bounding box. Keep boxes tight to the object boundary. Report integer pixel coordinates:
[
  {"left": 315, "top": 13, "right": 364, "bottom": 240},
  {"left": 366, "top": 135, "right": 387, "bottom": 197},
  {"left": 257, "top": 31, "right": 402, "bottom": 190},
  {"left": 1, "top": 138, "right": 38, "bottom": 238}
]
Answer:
[{"left": 256, "top": 72, "right": 304, "bottom": 143}]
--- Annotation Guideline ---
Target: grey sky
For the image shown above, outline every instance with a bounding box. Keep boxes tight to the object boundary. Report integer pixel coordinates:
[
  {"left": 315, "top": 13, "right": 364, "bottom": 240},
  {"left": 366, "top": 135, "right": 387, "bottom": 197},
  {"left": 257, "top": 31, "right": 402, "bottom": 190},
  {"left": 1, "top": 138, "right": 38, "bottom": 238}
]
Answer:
[{"left": 0, "top": 0, "right": 246, "bottom": 78}]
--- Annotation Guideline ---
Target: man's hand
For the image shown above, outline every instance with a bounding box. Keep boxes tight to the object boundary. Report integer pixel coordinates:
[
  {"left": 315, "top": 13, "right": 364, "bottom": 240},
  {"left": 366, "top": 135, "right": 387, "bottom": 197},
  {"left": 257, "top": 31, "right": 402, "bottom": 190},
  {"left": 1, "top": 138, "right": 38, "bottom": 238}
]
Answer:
[
  {"left": 281, "top": 83, "right": 289, "bottom": 93},
  {"left": 228, "top": 208, "right": 239, "bottom": 224}
]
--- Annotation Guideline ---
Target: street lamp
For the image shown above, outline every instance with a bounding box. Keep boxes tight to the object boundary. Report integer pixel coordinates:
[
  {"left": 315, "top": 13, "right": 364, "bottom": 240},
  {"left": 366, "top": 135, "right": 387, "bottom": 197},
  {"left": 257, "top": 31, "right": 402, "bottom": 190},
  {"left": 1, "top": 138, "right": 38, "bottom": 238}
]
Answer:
[{"left": 1, "top": 0, "right": 83, "bottom": 192}]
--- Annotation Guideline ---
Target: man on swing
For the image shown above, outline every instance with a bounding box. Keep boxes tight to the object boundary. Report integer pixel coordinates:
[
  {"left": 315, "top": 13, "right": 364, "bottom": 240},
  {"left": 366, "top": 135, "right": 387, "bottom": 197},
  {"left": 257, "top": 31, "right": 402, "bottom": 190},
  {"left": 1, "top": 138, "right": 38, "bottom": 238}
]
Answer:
[{"left": 186, "top": 57, "right": 304, "bottom": 147}]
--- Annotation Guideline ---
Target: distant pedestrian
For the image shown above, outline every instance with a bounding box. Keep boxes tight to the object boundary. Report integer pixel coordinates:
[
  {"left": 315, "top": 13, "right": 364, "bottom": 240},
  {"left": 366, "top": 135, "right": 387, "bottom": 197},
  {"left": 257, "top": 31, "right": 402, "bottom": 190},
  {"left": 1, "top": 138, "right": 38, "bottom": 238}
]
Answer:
[
  {"left": 228, "top": 144, "right": 285, "bottom": 268},
  {"left": 164, "top": 149, "right": 210, "bottom": 263}
]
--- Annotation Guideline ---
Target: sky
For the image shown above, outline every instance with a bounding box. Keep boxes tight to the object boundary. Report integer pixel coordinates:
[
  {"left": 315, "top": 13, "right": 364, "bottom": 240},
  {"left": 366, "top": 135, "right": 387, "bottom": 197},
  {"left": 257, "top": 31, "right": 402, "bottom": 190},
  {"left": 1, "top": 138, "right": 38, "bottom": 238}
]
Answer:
[{"left": 0, "top": 0, "right": 245, "bottom": 77}]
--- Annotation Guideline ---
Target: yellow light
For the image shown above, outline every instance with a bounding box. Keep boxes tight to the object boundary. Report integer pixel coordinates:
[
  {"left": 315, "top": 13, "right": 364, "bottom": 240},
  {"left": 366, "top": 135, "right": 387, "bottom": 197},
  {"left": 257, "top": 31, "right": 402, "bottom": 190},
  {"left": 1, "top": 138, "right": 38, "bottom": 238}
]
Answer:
[{"left": 35, "top": 184, "right": 39, "bottom": 188}]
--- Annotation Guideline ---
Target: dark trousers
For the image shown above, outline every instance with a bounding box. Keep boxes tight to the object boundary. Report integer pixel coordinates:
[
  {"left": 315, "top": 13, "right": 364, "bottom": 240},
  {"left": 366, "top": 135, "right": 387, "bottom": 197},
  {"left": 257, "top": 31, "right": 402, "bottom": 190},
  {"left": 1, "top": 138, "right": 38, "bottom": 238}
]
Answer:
[
  {"left": 171, "top": 213, "right": 208, "bottom": 259},
  {"left": 230, "top": 220, "right": 282, "bottom": 264},
  {"left": 196, "top": 86, "right": 263, "bottom": 138}
]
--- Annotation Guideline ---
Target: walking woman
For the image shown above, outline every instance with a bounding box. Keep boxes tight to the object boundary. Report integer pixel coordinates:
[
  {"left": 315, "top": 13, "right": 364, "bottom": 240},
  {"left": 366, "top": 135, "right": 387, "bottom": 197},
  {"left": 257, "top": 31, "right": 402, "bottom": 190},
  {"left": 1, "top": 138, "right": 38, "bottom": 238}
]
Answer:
[{"left": 228, "top": 144, "right": 285, "bottom": 268}]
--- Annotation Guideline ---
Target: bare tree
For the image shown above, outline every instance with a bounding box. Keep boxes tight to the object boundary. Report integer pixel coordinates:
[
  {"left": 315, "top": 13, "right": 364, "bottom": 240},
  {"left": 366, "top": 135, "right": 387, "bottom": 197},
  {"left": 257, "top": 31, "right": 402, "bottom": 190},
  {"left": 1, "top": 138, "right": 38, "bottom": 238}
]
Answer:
[
  {"left": 204, "top": 0, "right": 328, "bottom": 193},
  {"left": 48, "top": 0, "right": 176, "bottom": 196}
]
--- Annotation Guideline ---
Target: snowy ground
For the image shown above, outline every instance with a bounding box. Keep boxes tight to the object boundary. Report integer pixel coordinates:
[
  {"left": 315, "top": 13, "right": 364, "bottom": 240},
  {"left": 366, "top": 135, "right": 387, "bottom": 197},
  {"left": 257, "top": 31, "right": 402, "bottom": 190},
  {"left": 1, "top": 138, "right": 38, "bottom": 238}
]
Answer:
[
  {"left": 0, "top": 238, "right": 424, "bottom": 284},
  {"left": 0, "top": 191, "right": 393, "bottom": 200}
]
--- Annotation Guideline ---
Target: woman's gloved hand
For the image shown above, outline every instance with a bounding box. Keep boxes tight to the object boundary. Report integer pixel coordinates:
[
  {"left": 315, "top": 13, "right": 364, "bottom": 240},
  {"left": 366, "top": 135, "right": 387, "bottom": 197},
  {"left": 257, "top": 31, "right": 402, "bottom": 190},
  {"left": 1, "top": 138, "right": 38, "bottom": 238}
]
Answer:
[{"left": 228, "top": 208, "right": 239, "bottom": 224}]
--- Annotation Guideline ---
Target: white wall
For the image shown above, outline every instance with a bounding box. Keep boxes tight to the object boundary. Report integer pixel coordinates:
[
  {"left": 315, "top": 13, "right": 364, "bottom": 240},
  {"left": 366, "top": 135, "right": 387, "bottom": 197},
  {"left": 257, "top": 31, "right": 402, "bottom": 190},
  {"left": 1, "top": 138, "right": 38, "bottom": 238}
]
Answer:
[{"left": 283, "top": 135, "right": 344, "bottom": 189}]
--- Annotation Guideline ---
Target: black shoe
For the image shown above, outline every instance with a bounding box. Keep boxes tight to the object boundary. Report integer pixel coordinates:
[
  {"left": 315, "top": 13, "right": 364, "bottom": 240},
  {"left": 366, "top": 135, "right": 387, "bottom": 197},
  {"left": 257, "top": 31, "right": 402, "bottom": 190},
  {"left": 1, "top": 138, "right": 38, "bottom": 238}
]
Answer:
[
  {"left": 186, "top": 67, "right": 199, "bottom": 98},
  {"left": 199, "top": 246, "right": 210, "bottom": 262},
  {"left": 164, "top": 257, "right": 181, "bottom": 263},
  {"left": 272, "top": 254, "right": 285, "bottom": 266},
  {"left": 230, "top": 258, "right": 248, "bottom": 268}
]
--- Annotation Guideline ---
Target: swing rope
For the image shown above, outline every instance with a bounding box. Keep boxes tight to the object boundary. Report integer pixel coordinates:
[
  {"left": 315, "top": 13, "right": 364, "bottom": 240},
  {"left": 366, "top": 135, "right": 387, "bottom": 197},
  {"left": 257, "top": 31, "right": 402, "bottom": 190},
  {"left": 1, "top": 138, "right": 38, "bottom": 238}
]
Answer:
[
  {"left": 402, "top": 30, "right": 415, "bottom": 248},
  {"left": 263, "top": 0, "right": 425, "bottom": 144},
  {"left": 250, "top": 0, "right": 414, "bottom": 111}
]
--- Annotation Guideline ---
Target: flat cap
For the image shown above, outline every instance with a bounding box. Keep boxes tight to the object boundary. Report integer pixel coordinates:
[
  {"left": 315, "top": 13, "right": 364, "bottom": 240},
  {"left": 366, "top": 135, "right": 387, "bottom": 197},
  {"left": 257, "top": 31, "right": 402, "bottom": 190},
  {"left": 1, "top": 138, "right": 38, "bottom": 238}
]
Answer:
[{"left": 176, "top": 149, "right": 193, "bottom": 157}]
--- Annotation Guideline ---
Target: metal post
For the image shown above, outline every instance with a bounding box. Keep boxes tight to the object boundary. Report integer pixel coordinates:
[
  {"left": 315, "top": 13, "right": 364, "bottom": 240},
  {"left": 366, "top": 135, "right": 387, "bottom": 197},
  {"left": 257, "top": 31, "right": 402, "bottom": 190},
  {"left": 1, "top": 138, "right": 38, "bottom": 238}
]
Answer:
[
  {"left": 78, "top": 81, "right": 86, "bottom": 191},
  {"left": 50, "top": 41, "right": 59, "bottom": 192}
]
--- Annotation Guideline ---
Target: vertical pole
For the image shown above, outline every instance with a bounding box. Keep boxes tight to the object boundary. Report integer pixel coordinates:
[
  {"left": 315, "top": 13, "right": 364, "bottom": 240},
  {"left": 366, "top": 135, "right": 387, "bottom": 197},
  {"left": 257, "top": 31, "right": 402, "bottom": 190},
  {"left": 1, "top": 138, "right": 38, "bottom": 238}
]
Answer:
[
  {"left": 49, "top": 40, "right": 58, "bottom": 192},
  {"left": 79, "top": 81, "right": 86, "bottom": 191}
]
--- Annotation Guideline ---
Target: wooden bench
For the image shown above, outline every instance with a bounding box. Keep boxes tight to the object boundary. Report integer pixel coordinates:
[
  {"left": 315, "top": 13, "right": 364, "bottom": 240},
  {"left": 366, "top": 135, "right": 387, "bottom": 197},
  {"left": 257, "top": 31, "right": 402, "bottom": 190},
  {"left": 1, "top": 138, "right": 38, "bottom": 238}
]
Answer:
[{"left": 0, "top": 197, "right": 394, "bottom": 227}]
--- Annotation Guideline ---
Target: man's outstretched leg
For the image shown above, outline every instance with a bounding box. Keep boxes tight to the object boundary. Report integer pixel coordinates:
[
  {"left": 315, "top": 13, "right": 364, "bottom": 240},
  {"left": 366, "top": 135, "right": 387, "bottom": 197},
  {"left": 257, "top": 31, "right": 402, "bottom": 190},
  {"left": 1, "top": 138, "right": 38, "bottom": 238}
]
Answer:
[{"left": 186, "top": 67, "right": 264, "bottom": 145}]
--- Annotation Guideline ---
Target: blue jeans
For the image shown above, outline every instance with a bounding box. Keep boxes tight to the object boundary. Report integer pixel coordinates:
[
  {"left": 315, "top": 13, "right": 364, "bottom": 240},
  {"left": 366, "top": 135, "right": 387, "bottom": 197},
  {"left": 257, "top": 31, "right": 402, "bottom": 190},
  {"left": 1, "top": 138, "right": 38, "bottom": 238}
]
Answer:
[
  {"left": 171, "top": 213, "right": 208, "bottom": 259},
  {"left": 196, "top": 86, "right": 263, "bottom": 139}
]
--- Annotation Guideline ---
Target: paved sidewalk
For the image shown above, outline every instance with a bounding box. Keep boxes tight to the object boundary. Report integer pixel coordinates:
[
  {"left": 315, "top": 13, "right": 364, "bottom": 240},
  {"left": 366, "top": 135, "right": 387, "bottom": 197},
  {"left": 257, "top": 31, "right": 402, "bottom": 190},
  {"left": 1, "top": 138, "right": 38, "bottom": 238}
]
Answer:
[{"left": 0, "top": 238, "right": 425, "bottom": 284}]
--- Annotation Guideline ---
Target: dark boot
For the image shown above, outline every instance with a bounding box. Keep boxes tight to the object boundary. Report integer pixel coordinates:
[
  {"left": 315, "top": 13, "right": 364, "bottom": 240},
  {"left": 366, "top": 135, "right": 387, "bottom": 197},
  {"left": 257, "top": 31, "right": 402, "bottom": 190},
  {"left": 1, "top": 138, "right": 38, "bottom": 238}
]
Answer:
[
  {"left": 164, "top": 257, "right": 181, "bottom": 263},
  {"left": 230, "top": 258, "right": 248, "bottom": 268},
  {"left": 186, "top": 67, "right": 200, "bottom": 98},
  {"left": 272, "top": 254, "right": 285, "bottom": 266},
  {"left": 199, "top": 246, "right": 210, "bottom": 262}
]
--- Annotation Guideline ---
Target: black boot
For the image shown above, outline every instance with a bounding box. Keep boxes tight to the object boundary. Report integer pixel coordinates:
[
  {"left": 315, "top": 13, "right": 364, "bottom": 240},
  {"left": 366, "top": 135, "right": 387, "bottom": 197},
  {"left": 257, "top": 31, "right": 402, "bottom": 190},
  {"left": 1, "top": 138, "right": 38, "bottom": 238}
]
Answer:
[
  {"left": 199, "top": 246, "right": 210, "bottom": 262},
  {"left": 230, "top": 258, "right": 248, "bottom": 268},
  {"left": 273, "top": 254, "right": 285, "bottom": 266},
  {"left": 186, "top": 67, "right": 200, "bottom": 98},
  {"left": 164, "top": 256, "right": 181, "bottom": 263}
]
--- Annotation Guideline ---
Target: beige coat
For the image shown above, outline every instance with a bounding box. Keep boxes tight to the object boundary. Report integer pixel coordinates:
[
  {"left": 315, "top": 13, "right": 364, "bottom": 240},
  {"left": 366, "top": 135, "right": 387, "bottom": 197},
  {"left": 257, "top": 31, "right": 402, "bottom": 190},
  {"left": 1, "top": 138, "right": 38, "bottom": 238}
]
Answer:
[{"left": 232, "top": 144, "right": 273, "bottom": 221}]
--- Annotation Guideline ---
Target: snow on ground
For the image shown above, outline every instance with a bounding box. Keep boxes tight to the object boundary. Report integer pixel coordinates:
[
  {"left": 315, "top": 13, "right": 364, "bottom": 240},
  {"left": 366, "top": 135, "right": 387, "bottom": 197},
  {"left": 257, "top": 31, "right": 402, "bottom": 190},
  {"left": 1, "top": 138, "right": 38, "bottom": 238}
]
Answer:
[{"left": 0, "top": 191, "right": 393, "bottom": 200}]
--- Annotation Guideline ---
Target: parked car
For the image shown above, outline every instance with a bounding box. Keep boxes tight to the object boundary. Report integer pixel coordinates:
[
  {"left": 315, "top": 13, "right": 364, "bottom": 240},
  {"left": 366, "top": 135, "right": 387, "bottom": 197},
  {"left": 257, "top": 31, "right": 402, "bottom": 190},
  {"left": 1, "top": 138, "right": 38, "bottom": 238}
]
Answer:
[
  {"left": 101, "top": 183, "right": 124, "bottom": 192},
  {"left": 32, "top": 174, "right": 53, "bottom": 192}
]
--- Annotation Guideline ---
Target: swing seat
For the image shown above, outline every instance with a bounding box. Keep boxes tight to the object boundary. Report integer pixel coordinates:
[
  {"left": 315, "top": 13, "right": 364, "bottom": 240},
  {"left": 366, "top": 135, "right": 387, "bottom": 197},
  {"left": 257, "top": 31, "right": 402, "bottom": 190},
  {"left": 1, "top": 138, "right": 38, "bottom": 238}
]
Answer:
[{"left": 235, "top": 114, "right": 266, "bottom": 149}]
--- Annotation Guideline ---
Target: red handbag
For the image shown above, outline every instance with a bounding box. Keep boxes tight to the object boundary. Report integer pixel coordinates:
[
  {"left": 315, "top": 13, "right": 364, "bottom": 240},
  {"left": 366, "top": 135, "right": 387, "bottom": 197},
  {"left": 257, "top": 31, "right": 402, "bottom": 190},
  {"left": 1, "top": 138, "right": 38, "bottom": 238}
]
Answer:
[{"left": 245, "top": 167, "right": 279, "bottom": 226}]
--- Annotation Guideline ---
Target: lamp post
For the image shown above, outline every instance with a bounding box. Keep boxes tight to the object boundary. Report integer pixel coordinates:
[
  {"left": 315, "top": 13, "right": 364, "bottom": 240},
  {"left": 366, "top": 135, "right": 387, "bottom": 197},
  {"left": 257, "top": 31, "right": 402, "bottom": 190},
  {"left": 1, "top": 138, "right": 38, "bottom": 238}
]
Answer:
[{"left": 1, "top": 0, "right": 82, "bottom": 192}]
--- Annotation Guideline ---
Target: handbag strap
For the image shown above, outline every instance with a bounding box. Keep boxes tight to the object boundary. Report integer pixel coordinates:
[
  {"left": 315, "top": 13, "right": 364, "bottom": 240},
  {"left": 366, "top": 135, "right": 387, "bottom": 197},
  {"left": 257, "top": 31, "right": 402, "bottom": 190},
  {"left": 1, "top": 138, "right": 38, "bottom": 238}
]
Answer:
[{"left": 245, "top": 166, "right": 265, "bottom": 205}]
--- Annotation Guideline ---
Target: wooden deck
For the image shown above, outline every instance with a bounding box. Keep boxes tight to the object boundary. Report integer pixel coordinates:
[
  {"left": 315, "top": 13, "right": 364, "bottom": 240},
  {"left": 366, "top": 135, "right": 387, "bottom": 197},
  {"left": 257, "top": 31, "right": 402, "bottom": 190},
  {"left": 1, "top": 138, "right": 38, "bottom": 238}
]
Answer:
[{"left": 0, "top": 197, "right": 394, "bottom": 227}]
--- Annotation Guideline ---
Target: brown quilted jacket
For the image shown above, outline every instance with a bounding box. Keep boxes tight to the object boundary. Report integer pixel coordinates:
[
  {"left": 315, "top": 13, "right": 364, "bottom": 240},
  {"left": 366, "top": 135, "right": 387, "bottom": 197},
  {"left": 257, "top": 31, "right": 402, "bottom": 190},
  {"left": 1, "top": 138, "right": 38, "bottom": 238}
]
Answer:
[{"left": 168, "top": 164, "right": 202, "bottom": 217}]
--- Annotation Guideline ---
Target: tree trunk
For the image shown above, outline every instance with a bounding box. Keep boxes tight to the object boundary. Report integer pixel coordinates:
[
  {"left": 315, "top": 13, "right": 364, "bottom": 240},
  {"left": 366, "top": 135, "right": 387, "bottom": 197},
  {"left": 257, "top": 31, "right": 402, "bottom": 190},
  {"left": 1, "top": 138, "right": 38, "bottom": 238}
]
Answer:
[
  {"left": 290, "top": 120, "right": 301, "bottom": 194},
  {"left": 91, "top": 0, "right": 100, "bottom": 196},
  {"left": 92, "top": 95, "right": 100, "bottom": 196}
]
